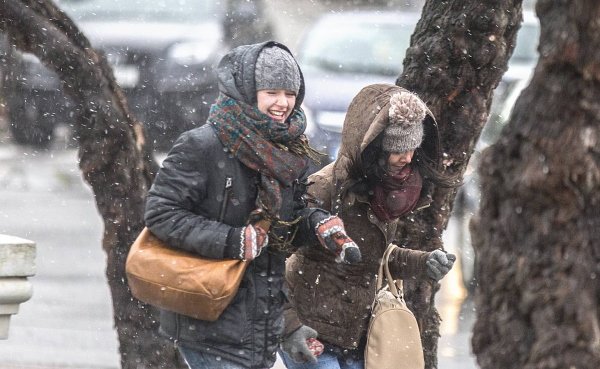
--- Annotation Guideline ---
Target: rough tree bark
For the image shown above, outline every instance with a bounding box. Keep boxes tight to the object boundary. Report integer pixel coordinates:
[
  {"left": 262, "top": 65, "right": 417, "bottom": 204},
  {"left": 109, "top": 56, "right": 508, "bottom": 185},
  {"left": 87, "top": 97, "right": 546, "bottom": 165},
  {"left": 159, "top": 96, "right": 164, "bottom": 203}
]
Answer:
[
  {"left": 0, "top": 1, "right": 183, "bottom": 368},
  {"left": 397, "top": 1, "right": 523, "bottom": 367},
  {"left": 471, "top": 1, "right": 600, "bottom": 368}
]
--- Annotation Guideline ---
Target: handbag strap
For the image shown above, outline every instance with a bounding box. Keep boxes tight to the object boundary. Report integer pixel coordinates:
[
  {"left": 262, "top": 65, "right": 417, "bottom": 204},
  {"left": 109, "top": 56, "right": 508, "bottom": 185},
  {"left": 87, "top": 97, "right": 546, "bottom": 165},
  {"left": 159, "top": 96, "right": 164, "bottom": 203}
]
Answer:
[{"left": 376, "top": 243, "right": 404, "bottom": 299}]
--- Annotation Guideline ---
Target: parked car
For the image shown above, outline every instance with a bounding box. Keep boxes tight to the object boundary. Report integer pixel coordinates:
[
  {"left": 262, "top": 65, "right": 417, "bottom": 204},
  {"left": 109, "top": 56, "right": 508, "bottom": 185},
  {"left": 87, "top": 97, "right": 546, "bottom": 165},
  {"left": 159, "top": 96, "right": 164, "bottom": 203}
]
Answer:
[
  {"left": 297, "top": 11, "right": 420, "bottom": 163},
  {"left": 1, "top": 0, "right": 272, "bottom": 150},
  {"left": 298, "top": 9, "right": 538, "bottom": 165}
]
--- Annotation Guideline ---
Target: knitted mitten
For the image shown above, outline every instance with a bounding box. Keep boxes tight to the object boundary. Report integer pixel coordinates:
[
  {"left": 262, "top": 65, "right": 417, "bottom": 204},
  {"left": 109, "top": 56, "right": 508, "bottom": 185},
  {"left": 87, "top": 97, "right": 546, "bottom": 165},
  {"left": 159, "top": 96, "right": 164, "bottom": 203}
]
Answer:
[
  {"left": 315, "top": 215, "right": 361, "bottom": 264},
  {"left": 240, "top": 224, "right": 268, "bottom": 261}
]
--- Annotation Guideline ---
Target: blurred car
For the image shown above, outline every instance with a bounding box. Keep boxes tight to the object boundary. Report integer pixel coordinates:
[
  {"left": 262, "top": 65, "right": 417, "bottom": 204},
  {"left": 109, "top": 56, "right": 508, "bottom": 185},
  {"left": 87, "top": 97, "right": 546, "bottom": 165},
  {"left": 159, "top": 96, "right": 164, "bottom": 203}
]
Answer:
[
  {"left": 297, "top": 11, "right": 419, "bottom": 163},
  {"left": 1, "top": 0, "right": 272, "bottom": 150}
]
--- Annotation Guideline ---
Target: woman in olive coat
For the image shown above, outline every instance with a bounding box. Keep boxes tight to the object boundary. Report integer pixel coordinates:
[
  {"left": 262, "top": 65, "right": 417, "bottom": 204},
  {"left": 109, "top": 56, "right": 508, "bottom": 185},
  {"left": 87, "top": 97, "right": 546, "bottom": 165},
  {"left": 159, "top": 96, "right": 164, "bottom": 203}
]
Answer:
[{"left": 280, "top": 84, "right": 456, "bottom": 369}]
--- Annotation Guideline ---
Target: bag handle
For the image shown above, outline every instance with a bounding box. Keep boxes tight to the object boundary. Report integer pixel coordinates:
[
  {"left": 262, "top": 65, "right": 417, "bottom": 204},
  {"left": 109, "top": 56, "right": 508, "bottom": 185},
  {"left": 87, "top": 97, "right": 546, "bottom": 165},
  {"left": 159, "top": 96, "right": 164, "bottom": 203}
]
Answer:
[{"left": 376, "top": 243, "right": 404, "bottom": 299}]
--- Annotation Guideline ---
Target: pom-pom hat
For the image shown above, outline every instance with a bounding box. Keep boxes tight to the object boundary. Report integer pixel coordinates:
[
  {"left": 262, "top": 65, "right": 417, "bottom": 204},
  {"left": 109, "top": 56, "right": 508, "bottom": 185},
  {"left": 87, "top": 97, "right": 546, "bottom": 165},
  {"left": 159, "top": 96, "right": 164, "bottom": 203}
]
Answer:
[{"left": 382, "top": 91, "right": 427, "bottom": 153}]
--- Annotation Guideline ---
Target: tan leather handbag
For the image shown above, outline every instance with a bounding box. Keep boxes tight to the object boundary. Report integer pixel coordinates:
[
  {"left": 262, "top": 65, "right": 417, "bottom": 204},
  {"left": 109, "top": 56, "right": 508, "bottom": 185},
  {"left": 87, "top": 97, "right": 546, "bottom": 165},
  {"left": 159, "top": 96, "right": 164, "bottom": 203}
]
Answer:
[
  {"left": 364, "top": 244, "right": 425, "bottom": 369},
  {"left": 126, "top": 227, "right": 247, "bottom": 321}
]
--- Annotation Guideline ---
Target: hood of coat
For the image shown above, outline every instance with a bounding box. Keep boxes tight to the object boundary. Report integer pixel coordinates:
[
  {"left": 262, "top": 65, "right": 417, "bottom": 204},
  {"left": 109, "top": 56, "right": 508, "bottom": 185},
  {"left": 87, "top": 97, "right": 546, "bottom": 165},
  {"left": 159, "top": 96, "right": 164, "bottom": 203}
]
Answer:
[
  {"left": 216, "top": 40, "right": 306, "bottom": 110},
  {"left": 332, "top": 83, "right": 440, "bottom": 184}
]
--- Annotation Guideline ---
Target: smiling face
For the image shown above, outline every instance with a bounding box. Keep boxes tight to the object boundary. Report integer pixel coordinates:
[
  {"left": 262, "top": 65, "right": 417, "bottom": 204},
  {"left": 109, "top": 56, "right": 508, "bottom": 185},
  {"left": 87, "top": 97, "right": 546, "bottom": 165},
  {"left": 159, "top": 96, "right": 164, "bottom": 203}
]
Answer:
[
  {"left": 386, "top": 150, "right": 415, "bottom": 174},
  {"left": 256, "top": 89, "right": 297, "bottom": 123}
]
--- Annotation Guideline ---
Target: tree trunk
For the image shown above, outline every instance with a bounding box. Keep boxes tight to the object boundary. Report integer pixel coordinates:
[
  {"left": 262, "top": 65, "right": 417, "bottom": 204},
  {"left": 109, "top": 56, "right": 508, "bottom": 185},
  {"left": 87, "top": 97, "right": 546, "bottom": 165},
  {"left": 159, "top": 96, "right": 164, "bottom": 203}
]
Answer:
[
  {"left": 0, "top": 1, "right": 182, "bottom": 368},
  {"left": 471, "top": 1, "right": 600, "bottom": 368},
  {"left": 397, "top": 1, "right": 523, "bottom": 367}
]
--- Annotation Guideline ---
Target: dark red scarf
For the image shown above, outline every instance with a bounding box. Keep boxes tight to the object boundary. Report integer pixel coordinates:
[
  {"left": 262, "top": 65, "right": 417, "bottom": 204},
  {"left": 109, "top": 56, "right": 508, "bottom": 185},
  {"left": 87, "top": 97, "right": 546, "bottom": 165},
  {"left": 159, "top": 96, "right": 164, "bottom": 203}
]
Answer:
[{"left": 370, "top": 164, "right": 423, "bottom": 222}]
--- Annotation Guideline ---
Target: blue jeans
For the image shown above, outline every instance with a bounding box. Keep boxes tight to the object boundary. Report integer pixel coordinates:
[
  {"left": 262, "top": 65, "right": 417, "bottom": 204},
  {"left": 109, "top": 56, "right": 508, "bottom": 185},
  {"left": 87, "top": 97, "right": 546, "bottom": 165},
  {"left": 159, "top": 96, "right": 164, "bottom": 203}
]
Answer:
[
  {"left": 279, "top": 350, "right": 363, "bottom": 369},
  {"left": 179, "top": 345, "right": 267, "bottom": 369}
]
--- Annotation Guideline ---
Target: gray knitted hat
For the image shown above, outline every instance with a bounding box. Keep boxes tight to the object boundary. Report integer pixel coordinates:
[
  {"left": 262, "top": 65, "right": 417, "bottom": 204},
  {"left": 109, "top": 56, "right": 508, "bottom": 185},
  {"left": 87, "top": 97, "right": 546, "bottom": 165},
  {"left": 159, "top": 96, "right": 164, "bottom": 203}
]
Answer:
[
  {"left": 255, "top": 46, "right": 301, "bottom": 94},
  {"left": 382, "top": 91, "right": 426, "bottom": 153}
]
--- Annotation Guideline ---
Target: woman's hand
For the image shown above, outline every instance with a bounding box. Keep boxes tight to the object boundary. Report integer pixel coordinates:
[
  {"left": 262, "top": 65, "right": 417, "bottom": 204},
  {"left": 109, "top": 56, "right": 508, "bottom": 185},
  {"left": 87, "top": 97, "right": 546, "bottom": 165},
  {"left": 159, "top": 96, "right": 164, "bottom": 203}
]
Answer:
[
  {"left": 426, "top": 250, "right": 456, "bottom": 281},
  {"left": 315, "top": 215, "right": 362, "bottom": 264},
  {"left": 241, "top": 224, "right": 268, "bottom": 261},
  {"left": 280, "top": 325, "right": 323, "bottom": 363}
]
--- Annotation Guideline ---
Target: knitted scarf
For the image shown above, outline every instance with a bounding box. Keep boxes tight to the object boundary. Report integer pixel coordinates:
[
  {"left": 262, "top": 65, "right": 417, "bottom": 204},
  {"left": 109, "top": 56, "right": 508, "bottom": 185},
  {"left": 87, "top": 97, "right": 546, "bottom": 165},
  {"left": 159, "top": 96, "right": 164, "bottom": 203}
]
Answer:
[
  {"left": 209, "top": 93, "right": 310, "bottom": 218},
  {"left": 370, "top": 164, "right": 423, "bottom": 221}
]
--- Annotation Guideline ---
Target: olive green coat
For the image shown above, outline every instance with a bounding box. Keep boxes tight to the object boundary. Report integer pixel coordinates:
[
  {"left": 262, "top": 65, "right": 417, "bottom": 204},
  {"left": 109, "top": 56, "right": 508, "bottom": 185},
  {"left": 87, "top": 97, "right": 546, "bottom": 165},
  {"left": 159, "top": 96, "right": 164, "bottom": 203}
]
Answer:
[{"left": 284, "top": 84, "right": 436, "bottom": 349}]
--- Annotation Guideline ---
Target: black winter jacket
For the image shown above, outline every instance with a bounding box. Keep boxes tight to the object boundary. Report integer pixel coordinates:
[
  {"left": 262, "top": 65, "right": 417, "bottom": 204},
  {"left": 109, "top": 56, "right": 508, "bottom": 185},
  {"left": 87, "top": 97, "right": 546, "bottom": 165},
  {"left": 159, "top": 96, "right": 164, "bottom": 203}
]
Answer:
[
  {"left": 144, "top": 41, "right": 321, "bottom": 369},
  {"left": 145, "top": 125, "right": 319, "bottom": 368}
]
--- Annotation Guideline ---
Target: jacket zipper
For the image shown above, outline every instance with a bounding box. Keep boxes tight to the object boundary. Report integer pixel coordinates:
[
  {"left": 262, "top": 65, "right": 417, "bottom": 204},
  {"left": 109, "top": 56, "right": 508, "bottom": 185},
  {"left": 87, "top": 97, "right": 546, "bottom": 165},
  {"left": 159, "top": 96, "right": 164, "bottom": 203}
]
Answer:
[{"left": 218, "top": 177, "right": 233, "bottom": 222}]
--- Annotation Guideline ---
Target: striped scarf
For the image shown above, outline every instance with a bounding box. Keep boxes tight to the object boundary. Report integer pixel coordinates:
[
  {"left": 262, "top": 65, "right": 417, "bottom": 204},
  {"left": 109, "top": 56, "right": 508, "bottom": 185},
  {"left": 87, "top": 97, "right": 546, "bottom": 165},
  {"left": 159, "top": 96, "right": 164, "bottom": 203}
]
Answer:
[{"left": 209, "top": 93, "right": 313, "bottom": 218}]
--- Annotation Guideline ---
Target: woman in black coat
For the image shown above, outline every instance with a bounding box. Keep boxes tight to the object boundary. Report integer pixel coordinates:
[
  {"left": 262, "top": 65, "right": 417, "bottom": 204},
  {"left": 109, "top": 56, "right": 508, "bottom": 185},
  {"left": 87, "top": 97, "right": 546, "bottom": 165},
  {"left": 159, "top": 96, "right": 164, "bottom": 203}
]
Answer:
[{"left": 144, "top": 41, "right": 360, "bottom": 369}]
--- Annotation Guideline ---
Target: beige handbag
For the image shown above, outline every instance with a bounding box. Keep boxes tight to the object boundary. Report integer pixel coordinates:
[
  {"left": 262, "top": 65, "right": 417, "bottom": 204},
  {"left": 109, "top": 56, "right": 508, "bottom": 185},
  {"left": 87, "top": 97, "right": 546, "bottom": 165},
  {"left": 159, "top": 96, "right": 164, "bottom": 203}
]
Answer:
[
  {"left": 126, "top": 227, "right": 248, "bottom": 321},
  {"left": 364, "top": 244, "right": 425, "bottom": 369}
]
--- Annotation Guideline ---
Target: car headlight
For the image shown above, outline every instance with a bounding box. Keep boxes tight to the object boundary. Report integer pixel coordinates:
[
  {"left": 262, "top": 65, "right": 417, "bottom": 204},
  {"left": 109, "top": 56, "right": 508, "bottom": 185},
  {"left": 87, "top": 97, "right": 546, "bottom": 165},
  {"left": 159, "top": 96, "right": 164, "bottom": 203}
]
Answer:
[{"left": 167, "top": 40, "right": 217, "bottom": 66}]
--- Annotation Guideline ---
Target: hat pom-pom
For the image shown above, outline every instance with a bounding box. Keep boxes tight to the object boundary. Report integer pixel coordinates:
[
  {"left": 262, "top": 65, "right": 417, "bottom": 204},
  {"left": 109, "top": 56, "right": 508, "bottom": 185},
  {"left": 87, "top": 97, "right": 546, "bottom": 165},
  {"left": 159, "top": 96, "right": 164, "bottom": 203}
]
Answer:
[{"left": 389, "top": 91, "right": 427, "bottom": 127}]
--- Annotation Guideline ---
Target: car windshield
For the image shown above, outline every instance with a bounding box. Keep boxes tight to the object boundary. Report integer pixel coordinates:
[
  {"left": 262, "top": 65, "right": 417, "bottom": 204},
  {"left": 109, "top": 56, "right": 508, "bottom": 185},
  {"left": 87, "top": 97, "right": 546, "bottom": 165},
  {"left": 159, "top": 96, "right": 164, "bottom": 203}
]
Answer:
[
  {"left": 58, "top": 0, "right": 217, "bottom": 23},
  {"left": 299, "top": 18, "right": 415, "bottom": 76}
]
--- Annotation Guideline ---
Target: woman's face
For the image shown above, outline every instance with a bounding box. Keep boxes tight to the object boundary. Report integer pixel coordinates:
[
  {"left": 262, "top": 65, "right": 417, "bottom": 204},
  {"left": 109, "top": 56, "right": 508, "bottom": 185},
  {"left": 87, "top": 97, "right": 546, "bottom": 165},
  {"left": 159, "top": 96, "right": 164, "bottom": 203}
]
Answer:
[
  {"left": 386, "top": 151, "right": 415, "bottom": 174},
  {"left": 256, "top": 89, "right": 296, "bottom": 123}
]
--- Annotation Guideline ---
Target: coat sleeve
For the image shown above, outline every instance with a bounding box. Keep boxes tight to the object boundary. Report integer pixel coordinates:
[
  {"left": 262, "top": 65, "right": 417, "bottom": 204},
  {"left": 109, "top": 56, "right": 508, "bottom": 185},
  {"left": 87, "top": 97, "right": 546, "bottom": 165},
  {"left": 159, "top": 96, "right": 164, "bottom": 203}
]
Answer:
[
  {"left": 290, "top": 161, "right": 333, "bottom": 249},
  {"left": 144, "top": 131, "right": 243, "bottom": 259},
  {"left": 388, "top": 247, "right": 430, "bottom": 280}
]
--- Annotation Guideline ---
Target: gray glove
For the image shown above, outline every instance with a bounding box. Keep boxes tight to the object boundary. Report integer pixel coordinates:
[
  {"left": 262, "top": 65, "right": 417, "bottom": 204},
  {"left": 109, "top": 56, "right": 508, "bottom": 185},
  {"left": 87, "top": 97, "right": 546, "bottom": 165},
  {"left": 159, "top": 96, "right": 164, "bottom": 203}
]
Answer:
[
  {"left": 280, "top": 325, "right": 319, "bottom": 364},
  {"left": 426, "top": 250, "right": 456, "bottom": 281}
]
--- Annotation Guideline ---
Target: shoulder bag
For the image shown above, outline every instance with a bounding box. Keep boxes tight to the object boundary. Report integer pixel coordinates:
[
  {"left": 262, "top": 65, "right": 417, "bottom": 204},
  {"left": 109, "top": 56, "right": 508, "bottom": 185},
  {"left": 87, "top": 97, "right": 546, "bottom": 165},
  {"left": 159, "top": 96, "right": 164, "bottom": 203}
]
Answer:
[
  {"left": 364, "top": 243, "right": 425, "bottom": 369},
  {"left": 125, "top": 227, "right": 247, "bottom": 321}
]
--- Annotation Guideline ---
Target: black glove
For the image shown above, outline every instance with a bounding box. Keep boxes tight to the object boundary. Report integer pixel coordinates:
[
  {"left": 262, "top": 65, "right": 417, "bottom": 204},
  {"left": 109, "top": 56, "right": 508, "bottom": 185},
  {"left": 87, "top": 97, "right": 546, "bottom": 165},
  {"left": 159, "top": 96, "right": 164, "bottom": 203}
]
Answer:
[
  {"left": 426, "top": 250, "right": 456, "bottom": 281},
  {"left": 280, "top": 325, "right": 320, "bottom": 364}
]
